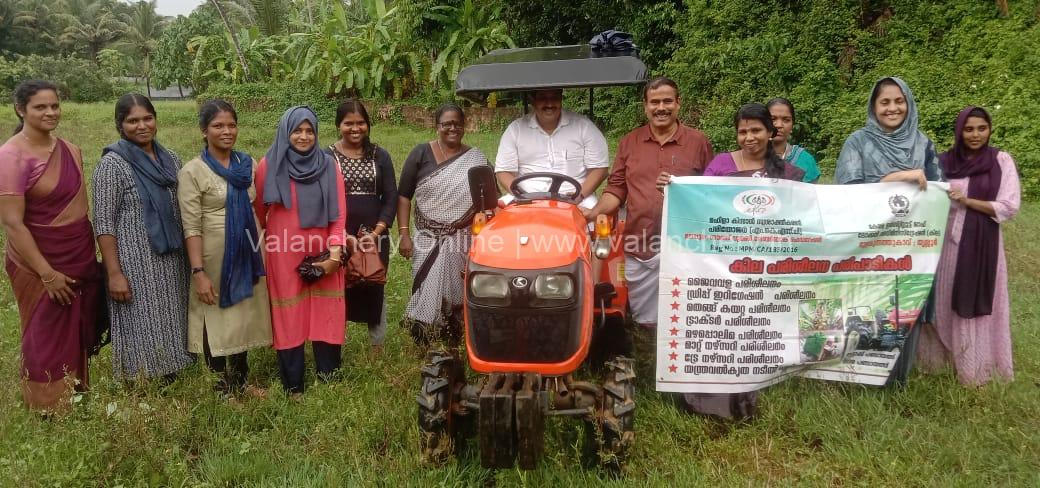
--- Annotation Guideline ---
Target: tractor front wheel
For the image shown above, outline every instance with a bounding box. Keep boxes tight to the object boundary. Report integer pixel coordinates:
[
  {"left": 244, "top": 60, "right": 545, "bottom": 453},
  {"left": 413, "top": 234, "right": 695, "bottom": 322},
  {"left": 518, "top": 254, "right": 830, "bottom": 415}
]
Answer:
[
  {"left": 418, "top": 350, "right": 459, "bottom": 464},
  {"left": 590, "top": 356, "right": 636, "bottom": 474}
]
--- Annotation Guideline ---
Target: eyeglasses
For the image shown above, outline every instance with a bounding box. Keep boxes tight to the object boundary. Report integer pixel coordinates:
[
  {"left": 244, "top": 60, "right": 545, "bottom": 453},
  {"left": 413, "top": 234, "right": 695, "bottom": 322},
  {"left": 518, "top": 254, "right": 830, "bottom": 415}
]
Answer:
[{"left": 438, "top": 122, "right": 463, "bottom": 129}]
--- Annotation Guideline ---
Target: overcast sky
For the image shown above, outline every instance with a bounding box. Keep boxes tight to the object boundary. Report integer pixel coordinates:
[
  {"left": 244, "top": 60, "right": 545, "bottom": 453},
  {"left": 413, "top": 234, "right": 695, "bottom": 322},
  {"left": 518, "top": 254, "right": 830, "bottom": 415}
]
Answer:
[{"left": 153, "top": 0, "right": 206, "bottom": 18}]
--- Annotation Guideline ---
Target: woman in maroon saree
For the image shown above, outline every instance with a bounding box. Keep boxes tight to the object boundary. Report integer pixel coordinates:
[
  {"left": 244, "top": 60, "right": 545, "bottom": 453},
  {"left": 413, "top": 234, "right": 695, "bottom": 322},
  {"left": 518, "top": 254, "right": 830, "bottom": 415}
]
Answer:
[{"left": 0, "top": 80, "right": 101, "bottom": 413}]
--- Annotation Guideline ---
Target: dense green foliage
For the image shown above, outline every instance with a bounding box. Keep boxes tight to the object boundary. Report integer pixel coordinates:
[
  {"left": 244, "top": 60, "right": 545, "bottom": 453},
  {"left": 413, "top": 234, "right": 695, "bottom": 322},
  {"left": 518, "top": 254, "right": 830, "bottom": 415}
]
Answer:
[
  {"left": 0, "top": 54, "right": 131, "bottom": 102},
  {"left": 197, "top": 81, "right": 339, "bottom": 122},
  {"left": 658, "top": 0, "right": 1039, "bottom": 194},
  {"left": 152, "top": 10, "right": 221, "bottom": 91},
  {"left": 502, "top": 0, "right": 1038, "bottom": 196},
  {"left": 1, "top": 0, "right": 167, "bottom": 98},
  {"left": 160, "top": 0, "right": 514, "bottom": 99}
]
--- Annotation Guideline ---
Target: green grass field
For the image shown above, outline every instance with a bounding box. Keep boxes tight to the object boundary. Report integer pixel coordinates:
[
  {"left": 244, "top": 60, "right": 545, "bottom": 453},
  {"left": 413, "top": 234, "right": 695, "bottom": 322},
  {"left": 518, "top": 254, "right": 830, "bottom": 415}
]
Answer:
[{"left": 0, "top": 102, "right": 1037, "bottom": 486}]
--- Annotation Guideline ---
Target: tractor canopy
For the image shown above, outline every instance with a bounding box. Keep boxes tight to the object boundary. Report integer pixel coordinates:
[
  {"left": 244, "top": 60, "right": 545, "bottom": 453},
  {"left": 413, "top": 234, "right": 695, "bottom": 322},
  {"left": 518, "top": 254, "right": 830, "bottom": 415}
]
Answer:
[{"left": 454, "top": 44, "right": 647, "bottom": 102}]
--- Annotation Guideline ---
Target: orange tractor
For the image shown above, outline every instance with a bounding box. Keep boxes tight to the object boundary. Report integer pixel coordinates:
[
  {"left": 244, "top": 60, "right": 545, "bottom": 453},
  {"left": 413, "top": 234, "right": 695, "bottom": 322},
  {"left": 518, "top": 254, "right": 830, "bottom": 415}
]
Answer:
[{"left": 417, "top": 44, "right": 644, "bottom": 471}]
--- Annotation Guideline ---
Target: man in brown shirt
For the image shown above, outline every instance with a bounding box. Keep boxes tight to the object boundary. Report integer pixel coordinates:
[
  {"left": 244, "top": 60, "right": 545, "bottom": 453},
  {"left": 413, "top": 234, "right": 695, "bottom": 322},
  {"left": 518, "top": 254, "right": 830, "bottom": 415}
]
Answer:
[{"left": 584, "top": 77, "right": 713, "bottom": 328}]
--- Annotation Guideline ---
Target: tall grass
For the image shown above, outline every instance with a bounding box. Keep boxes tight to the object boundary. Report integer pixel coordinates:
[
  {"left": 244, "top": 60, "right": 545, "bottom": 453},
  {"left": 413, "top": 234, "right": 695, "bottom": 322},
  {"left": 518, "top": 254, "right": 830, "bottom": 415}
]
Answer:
[{"left": 0, "top": 103, "right": 1037, "bottom": 486}]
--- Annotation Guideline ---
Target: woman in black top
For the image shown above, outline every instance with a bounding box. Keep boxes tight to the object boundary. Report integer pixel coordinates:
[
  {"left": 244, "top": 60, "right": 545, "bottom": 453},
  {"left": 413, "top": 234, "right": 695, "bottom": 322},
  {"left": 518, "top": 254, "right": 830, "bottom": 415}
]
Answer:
[{"left": 326, "top": 99, "right": 397, "bottom": 354}]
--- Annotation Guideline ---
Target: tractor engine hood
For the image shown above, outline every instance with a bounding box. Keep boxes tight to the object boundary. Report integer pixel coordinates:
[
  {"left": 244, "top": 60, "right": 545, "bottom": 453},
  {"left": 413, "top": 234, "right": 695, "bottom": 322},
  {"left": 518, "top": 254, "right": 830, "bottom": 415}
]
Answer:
[{"left": 470, "top": 200, "right": 590, "bottom": 270}]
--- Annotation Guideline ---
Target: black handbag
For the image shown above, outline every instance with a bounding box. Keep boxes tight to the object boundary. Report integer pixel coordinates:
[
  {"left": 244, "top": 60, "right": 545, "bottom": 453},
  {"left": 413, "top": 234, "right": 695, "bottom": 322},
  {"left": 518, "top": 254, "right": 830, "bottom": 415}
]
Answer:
[{"left": 297, "top": 250, "right": 331, "bottom": 283}]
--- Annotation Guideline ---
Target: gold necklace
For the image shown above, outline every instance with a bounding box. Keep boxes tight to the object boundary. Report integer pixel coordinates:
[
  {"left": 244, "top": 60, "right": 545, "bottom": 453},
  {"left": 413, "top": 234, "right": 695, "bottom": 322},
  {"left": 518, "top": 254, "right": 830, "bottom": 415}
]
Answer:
[
  {"left": 21, "top": 131, "right": 56, "bottom": 156},
  {"left": 436, "top": 140, "right": 459, "bottom": 160},
  {"left": 736, "top": 150, "right": 764, "bottom": 172}
]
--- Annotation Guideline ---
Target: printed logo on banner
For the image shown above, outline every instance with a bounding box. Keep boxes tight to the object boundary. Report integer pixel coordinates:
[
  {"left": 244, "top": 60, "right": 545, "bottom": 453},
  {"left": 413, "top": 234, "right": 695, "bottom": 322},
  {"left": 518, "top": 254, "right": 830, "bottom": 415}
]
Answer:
[
  {"left": 888, "top": 195, "right": 911, "bottom": 217},
  {"left": 733, "top": 190, "right": 781, "bottom": 217}
]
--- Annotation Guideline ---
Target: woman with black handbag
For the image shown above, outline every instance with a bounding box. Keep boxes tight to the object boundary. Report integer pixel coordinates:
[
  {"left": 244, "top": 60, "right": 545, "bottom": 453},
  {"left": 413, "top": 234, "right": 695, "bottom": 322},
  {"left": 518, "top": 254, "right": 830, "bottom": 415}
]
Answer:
[
  {"left": 326, "top": 99, "right": 396, "bottom": 356},
  {"left": 254, "top": 106, "right": 347, "bottom": 397}
]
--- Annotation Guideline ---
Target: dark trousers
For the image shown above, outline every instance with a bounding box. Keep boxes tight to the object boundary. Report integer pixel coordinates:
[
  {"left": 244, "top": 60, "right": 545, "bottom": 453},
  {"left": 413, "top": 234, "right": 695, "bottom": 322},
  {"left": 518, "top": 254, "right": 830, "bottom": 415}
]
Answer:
[
  {"left": 276, "top": 341, "right": 341, "bottom": 393},
  {"left": 203, "top": 328, "right": 249, "bottom": 393}
]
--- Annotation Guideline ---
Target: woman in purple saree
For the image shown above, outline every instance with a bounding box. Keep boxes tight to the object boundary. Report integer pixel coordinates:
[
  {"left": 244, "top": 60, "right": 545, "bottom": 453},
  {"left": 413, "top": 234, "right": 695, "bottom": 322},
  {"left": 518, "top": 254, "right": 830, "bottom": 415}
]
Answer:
[{"left": 0, "top": 80, "right": 101, "bottom": 413}]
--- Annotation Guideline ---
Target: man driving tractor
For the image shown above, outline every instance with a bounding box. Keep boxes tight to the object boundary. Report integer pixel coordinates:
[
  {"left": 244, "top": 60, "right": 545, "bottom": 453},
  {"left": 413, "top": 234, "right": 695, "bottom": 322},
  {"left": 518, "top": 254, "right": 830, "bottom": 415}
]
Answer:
[{"left": 494, "top": 89, "right": 609, "bottom": 210}]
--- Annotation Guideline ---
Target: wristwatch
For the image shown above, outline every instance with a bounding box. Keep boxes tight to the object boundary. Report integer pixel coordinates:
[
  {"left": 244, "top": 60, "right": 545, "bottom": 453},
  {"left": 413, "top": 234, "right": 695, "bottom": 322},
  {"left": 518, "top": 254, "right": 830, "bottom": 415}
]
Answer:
[{"left": 191, "top": 267, "right": 205, "bottom": 275}]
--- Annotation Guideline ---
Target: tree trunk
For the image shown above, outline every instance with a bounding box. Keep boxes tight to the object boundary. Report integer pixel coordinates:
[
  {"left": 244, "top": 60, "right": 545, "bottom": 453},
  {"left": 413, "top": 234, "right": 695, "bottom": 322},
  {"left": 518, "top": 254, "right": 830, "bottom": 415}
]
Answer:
[
  {"left": 178, "top": 84, "right": 184, "bottom": 98},
  {"left": 209, "top": 0, "right": 251, "bottom": 81},
  {"left": 145, "top": 54, "right": 152, "bottom": 98}
]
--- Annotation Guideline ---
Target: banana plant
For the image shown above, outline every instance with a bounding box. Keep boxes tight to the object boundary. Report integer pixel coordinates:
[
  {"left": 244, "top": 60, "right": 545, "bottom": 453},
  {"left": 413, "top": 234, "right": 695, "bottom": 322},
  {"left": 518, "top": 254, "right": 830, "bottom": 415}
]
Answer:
[
  {"left": 425, "top": 0, "right": 515, "bottom": 87},
  {"left": 188, "top": 27, "right": 283, "bottom": 88},
  {"left": 286, "top": 0, "right": 424, "bottom": 98}
]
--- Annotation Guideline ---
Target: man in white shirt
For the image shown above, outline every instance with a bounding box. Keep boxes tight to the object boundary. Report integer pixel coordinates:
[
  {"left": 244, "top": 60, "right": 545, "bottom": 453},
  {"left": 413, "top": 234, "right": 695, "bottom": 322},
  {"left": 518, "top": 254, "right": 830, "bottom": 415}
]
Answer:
[{"left": 495, "top": 89, "right": 609, "bottom": 208}]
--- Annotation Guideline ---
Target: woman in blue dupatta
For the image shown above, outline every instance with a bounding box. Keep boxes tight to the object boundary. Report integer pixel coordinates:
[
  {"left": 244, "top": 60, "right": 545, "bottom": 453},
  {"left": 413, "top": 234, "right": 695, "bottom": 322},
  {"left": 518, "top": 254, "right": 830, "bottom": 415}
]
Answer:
[
  {"left": 178, "top": 100, "right": 272, "bottom": 397},
  {"left": 397, "top": 104, "right": 491, "bottom": 346},
  {"left": 94, "top": 93, "right": 194, "bottom": 382},
  {"left": 834, "top": 77, "right": 941, "bottom": 385}
]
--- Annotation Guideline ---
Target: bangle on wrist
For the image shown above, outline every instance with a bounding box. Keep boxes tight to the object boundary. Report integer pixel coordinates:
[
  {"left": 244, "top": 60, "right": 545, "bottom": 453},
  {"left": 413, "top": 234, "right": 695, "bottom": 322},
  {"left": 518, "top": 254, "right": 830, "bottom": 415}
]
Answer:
[
  {"left": 41, "top": 272, "right": 57, "bottom": 284},
  {"left": 191, "top": 266, "right": 205, "bottom": 275}
]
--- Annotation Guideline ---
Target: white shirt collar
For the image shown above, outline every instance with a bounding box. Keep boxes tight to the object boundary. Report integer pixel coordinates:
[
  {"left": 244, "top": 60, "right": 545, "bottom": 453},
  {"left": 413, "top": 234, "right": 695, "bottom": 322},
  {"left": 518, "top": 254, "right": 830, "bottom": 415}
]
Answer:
[{"left": 525, "top": 110, "right": 573, "bottom": 133}]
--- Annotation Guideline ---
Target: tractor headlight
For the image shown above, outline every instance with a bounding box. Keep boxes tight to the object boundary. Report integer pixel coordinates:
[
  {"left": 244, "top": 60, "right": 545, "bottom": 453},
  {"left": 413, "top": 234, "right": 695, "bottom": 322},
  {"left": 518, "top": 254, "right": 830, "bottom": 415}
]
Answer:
[
  {"left": 533, "top": 274, "right": 573, "bottom": 300},
  {"left": 470, "top": 273, "right": 508, "bottom": 299}
]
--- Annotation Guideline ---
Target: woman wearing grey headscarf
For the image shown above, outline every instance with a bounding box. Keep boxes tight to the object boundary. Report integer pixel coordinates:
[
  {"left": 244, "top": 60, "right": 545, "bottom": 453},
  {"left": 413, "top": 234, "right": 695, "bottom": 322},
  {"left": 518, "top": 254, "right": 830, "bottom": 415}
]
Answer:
[
  {"left": 834, "top": 77, "right": 940, "bottom": 386},
  {"left": 835, "top": 77, "right": 940, "bottom": 187},
  {"left": 253, "top": 106, "right": 347, "bottom": 396}
]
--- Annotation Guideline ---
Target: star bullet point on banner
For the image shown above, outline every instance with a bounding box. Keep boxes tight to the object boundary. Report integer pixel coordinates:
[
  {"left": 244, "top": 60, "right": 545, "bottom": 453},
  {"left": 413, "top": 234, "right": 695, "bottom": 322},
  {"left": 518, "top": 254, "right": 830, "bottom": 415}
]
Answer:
[
  {"left": 668, "top": 352, "right": 678, "bottom": 361},
  {"left": 671, "top": 277, "right": 681, "bottom": 286},
  {"left": 670, "top": 314, "right": 679, "bottom": 323},
  {"left": 670, "top": 302, "right": 680, "bottom": 310},
  {"left": 669, "top": 340, "right": 678, "bottom": 349},
  {"left": 668, "top": 364, "right": 678, "bottom": 373},
  {"left": 669, "top": 326, "right": 679, "bottom": 336},
  {"left": 671, "top": 289, "right": 680, "bottom": 297}
]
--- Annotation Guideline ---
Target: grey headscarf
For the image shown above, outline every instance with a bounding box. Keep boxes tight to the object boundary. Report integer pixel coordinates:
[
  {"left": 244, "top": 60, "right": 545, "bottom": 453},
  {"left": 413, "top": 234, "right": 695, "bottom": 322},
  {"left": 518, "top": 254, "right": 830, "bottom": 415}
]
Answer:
[
  {"left": 835, "top": 77, "right": 932, "bottom": 184},
  {"left": 263, "top": 106, "right": 340, "bottom": 228}
]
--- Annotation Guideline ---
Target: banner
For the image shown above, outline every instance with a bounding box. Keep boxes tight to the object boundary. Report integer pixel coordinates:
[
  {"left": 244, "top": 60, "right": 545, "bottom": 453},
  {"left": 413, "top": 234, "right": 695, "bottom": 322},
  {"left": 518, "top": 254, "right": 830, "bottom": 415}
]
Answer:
[{"left": 656, "top": 177, "right": 950, "bottom": 392}]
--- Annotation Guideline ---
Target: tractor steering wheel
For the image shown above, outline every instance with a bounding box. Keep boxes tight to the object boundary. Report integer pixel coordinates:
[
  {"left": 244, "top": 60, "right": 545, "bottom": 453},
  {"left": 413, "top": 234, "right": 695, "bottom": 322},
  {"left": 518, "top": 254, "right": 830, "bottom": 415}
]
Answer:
[{"left": 509, "top": 172, "right": 583, "bottom": 204}]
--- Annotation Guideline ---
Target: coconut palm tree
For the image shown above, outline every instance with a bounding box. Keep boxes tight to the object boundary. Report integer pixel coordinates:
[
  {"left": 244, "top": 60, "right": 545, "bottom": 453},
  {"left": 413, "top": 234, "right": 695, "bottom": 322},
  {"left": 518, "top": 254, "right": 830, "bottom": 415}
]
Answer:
[
  {"left": 208, "top": 0, "right": 251, "bottom": 81},
  {"left": 118, "top": 0, "right": 167, "bottom": 96},
  {"left": 10, "top": 0, "right": 67, "bottom": 55},
  {"left": 59, "top": 0, "right": 128, "bottom": 60},
  {"left": 247, "top": 0, "right": 288, "bottom": 36}
]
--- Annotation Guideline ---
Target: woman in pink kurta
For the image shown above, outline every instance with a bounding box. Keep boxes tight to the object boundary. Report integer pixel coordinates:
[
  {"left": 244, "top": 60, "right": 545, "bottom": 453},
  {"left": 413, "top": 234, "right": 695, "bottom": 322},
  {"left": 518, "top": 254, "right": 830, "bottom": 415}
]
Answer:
[
  {"left": 254, "top": 106, "right": 347, "bottom": 395},
  {"left": 917, "top": 106, "right": 1020, "bottom": 386}
]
